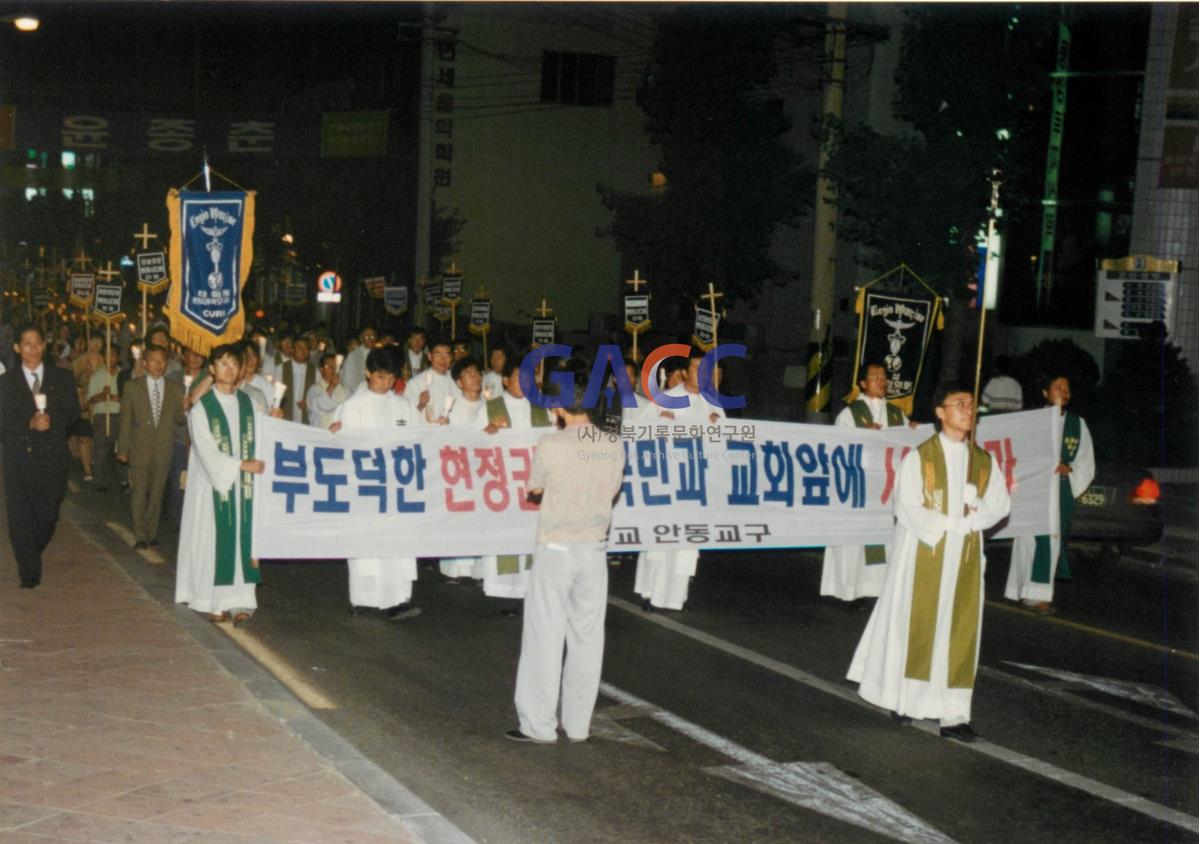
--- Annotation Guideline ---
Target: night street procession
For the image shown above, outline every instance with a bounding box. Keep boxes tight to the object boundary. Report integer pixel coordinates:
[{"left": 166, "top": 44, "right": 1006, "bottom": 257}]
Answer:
[{"left": 0, "top": 3, "right": 1195, "bottom": 843}]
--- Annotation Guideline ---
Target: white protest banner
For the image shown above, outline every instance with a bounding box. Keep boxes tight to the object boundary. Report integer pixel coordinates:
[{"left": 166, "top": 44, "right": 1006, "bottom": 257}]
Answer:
[{"left": 252, "top": 408, "right": 1057, "bottom": 559}]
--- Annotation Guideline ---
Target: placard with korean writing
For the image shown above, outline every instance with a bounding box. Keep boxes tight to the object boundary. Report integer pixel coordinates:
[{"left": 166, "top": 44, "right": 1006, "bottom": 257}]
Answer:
[
  {"left": 441, "top": 273, "right": 463, "bottom": 302},
  {"left": 252, "top": 408, "right": 1057, "bottom": 558},
  {"left": 136, "top": 251, "right": 169, "bottom": 294},
  {"left": 363, "top": 276, "right": 387, "bottom": 300},
  {"left": 383, "top": 286, "right": 408, "bottom": 316},
  {"left": 69, "top": 272, "right": 95, "bottom": 308},
  {"left": 625, "top": 294, "right": 650, "bottom": 332},
  {"left": 469, "top": 299, "right": 491, "bottom": 335},
  {"left": 531, "top": 318, "right": 556, "bottom": 347},
  {"left": 92, "top": 283, "right": 124, "bottom": 321},
  {"left": 32, "top": 288, "right": 52, "bottom": 314},
  {"left": 692, "top": 307, "right": 717, "bottom": 350},
  {"left": 423, "top": 278, "right": 442, "bottom": 308}
]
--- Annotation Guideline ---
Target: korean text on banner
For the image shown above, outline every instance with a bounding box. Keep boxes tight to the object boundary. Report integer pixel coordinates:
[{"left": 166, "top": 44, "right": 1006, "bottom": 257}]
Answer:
[
  {"left": 253, "top": 408, "right": 1057, "bottom": 559},
  {"left": 166, "top": 188, "right": 256, "bottom": 355}
]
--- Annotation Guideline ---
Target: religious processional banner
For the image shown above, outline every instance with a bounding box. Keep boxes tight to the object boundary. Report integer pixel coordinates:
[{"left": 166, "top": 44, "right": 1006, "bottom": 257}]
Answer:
[
  {"left": 166, "top": 189, "right": 256, "bottom": 355},
  {"left": 851, "top": 292, "right": 939, "bottom": 416},
  {"left": 252, "top": 408, "right": 1059, "bottom": 559}
]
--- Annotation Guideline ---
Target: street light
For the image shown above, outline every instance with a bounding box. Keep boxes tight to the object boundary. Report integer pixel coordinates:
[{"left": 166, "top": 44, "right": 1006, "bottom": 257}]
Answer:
[{"left": 12, "top": 16, "right": 38, "bottom": 32}]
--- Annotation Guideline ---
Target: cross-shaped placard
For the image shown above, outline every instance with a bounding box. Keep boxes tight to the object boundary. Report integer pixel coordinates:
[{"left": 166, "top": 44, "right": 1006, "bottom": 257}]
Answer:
[
  {"left": 473, "top": 284, "right": 489, "bottom": 300},
  {"left": 96, "top": 260, "right": 121, "bottom": 282},
  {"left": 133, "top": 222, "right": 158, "bottom": 250},
  {"left": 625, "top": 269, "right": 648, "bottom": 293},
  {"left": 702, "top": 282, "right": 724, "bottom": 315},
  {"left": 72, "top": 249, "right": 91, "bottom": 270},
  {"left": 534, "top": 298, "right": 554, "bottom": 318}
]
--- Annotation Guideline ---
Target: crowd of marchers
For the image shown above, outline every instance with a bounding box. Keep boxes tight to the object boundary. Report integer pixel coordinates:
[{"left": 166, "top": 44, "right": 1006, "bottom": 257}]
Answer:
[{"left": 0, "top": 318, "right": 1092, "bottom": 746}]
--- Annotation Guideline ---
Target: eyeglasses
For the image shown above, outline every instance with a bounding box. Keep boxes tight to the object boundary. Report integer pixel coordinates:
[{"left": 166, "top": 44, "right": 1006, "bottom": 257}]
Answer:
[{"left": 941, "top": 399, "right": 975, "bottom": 411}]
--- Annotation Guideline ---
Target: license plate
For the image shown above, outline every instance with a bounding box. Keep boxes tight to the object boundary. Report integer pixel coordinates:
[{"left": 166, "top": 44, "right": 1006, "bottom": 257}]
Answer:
[{"left": 1079, "top": 486, "right": 1112, "bottom": 508}]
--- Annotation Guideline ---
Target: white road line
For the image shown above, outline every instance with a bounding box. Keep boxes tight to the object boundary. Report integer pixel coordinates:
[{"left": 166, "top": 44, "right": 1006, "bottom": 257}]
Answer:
[
  {"left": 217, "top": 624, "right": 339, "bottom": 711},
  {"left": 608, "top": 596, "right": 1200, "bottom": 834},
  {"left": 599, "top": 681, "right": 956, "bottom": 843}
]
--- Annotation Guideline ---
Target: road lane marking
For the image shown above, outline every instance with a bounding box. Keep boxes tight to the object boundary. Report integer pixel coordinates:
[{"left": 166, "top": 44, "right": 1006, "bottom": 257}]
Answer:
[
  {"left": 599, "top": 682, "right": 956, "bottom": 843},
  {"left": 609, "top": 596, "right": 1200, "bottom": 834},
  {"left": 981, "top": 666, "right": 1197, "bottom": 741},
  {"left": 985, "top": 600, "right": 1197, "bottom": 661},
  {"left": 216, "top": 624, "right": 339, "bottom": 710},
  {"left": 1003, "top": 661, "right": 1197, "bottom": 719}
]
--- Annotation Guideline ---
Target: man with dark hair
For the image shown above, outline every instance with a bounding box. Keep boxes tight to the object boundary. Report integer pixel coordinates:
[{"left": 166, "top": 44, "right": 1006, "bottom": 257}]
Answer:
[
  {"left": 0, "top": 325, "right": 79, "bottom": 588},
  {"left": 176, "top": 344, "right": 277, "bottom": 625},
  {"left": 507, "top": 377, "right": 625, "bottom": 743},
  {"left": 334, "top": 347, "right": 421, "bottom": 620},
  {"left": 117, "top": 344, "right": 186, "bottom": 549},
  {"left": 404, "top": 336, "right": 460, "bottom": 423},
  {"left": 306, "top": 352, "right": 347, "bottom": 429},
  {"left": 403, "top": 328, "right": 428, "bottom": 380},
  {"left": 821, "top": 362, "right": 914, "bottom": 605},
  {"left": 339, "top": 325, "right": 379, "bottom": 393},
  {"left": 848, "top": 382, "right": 1010, "bottom": 743}
]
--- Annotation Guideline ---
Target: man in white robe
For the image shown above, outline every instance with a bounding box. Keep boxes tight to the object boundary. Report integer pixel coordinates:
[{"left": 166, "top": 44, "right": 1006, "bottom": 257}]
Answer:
[
  {"left": 440, "top": 357, "right": 486, "bottom": 581},
  {"left": 404, "top": 337, "right": 461, "bottom": 423},
  {"left": 481, "top": 360, "right": 554, "bottom": 607},
  {"left": 306, "top": 353, "right": 348, "bottom": 430},
  {"left": 175, "top": 344, "right": 279, "bottom": 625},
  {"left": 634, "top": 349, "right": 725, "bottom": 612},
  {"left": 1005, "top": 374, "right": 1095, "bottom": 612},
  {"left": 848, "top": 384, "right": 1010, "bottom": 743},
  {"left": 338, "top": 326, "right": 377, "bottom": 394},
  {"left": 821, "top": 363, "right": 914, "bottom": 605},
  {"left": 334, "top": 349, "right": 421, "bottom": 620}
]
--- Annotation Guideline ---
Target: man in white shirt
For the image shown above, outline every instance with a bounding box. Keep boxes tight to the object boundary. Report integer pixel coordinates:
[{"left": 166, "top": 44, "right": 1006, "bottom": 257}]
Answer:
[
  {"left": 403, "top": 328, "right": 428, "bottom": 380},
  {"left": 633, "top": 348, "right": 725, "bottom": 612},
  {"left": 306, "top": 353, "right": 348, "bottom": 430},
  {"left": 404, "top": 337, "right": 461, "bottom": 424},
  {"left": 334, "top": 349, "right": 421, "bottom": 620},
  {"left": 481, "top": 347, "right": 506, "bottom": 400},
  {"left": 339, "top": 326, "right": 378, "bottom": 394},
  {"left": 87, "top": 343, "right": 123, "bottom": 492}
]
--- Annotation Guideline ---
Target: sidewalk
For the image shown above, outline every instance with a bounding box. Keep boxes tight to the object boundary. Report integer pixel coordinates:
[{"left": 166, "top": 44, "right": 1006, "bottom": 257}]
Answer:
[{"left": 0, "top": 485, "right": 440, "bottom": 842}]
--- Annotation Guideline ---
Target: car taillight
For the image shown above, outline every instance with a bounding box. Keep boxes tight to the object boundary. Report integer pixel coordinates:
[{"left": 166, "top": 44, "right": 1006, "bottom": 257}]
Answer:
[{"left": 1131, "top": 477, "right": 1160, "bottom": 504}]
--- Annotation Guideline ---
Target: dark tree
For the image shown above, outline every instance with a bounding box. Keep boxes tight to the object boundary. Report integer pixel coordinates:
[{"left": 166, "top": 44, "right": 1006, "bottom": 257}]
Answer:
[
  {"left": 823, "top": 5, "right": 1060, "bottom": 297},
  {"left": 598, "top": 7, "right": 812, "bottom": 327}
]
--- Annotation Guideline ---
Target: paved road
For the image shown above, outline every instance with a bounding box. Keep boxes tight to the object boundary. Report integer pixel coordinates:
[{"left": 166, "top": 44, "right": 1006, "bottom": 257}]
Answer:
[{"left": 71, "top": 479, "right": 1198, "bottom": 844}]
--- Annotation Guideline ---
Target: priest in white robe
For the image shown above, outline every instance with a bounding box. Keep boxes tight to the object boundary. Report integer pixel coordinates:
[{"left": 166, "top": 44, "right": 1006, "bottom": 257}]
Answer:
[
  {"left": 848, "top": 384, "right": 1010, "bottom": 743},
  {"left": 1005, "top": 375, "right": 1095, "bottom": 612},
  {"left": 480, "top": 360, "right": 554, "bottom": 605},
  {"left": 403, "top": 337, "right": 461, "bottom": 424},
  {"left": 440, "top": 357, "right": 486, "bottom": 581},
  {"left": 334, "top": 349, "right": 421, "bottom": 620},
  {"left": 176, "top": 344, "right": 280, "bottom": 625},
  {"left": 338, "top": 326, "right": 378, "bottom": 395},
  {"left": 634, "top": 350, "right": 725, "bottom": 612},
  {"left": 821, "top": 363, "right": 913, "bottom": 604}
]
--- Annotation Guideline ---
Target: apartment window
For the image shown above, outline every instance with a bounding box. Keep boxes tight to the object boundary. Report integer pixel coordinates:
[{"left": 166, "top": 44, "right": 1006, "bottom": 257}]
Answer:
[{"left": 541, "top": 50, "right": 615, "bottom": 106}]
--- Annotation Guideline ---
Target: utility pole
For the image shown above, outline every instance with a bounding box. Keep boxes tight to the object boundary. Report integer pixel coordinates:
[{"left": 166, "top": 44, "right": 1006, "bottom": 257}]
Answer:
[
  {"left": 413, "top": 5, "right": 435, "bottom": 298},
  {"left": 806, "top": 3, "right": 846, "bottom": 423}
]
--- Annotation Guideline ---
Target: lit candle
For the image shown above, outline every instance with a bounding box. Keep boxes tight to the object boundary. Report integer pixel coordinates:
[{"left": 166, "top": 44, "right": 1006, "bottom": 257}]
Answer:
[
  {"left": 131, "top": 345, "right": 142, "bottom": 362},
  {"left": 443, "top": 395, "right": 455, "bottom": 415},
  {"left": 33, "top": 393, "right": 46, "bottom": 412},
  {"left": 272, "top": 381, "right": 288, "bottom": 409},
  {"left": 424, "top": 371, "right": 432, "bottom": 388},
  {"left": 256, "top": 336, "right": 267, "bottom": 353},
  {"left": 265, "top": 373, "right": 275, "bottom": 385},
  {"left": 183, "top": 374, "right": 194, "bottom": 391},
  {"left": 335, "top": 354, "right": 344, "bottom": 370},
  {"left": 483, "top": 388, "right": 493, "bottom": 400}
]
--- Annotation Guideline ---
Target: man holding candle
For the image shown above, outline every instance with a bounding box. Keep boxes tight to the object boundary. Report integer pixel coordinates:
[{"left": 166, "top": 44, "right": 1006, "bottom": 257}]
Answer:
[
  {"left": 0, "top": 325, "right": 79, "bottom": 588},
  {"left": 404, "top": 337, "right": 460, "bottom": 424}
]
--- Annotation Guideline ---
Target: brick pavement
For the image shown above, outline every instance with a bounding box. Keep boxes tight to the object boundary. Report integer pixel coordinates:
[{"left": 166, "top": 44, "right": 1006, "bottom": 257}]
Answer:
[{"left": 0, "top": 490, "right": 420, "bottom": 843}]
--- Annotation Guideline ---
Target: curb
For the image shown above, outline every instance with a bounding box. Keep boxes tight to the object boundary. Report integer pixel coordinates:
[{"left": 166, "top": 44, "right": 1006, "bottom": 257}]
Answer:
[{"left": 64, "top": 498, "right": 476, "bottom": 844}]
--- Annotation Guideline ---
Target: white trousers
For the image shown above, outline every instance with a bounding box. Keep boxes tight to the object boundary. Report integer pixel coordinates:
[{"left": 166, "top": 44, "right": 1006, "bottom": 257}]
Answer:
[
  {"left": 348, "top": 557, "right": 417, "bottom": 608},
  {"left": 1004, "top": 535, "right": 1056, "bottom": 603},
  {"left": 514, "top": 543, "right": 608, "bottom": 741},
  {"left": 634, "top": 550, "right": 697, "bottom": 610},
  {"left": 439, "top": 557, "right": 482, "bottom": 579}
]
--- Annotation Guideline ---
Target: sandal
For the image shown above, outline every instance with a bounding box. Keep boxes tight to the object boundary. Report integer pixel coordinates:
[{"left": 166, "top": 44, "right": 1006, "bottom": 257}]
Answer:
[
  {"left": 206, "top": 612, "right": 229, "bottom": 623},
  {"left": 232, "top": 612, "right": 252, "bottom": 627}
]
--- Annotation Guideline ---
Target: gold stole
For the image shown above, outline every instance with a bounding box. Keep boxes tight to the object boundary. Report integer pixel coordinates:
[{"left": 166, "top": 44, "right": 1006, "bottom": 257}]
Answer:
[{"left": 904, "top": 436, "right": 991, "bottom": 689}]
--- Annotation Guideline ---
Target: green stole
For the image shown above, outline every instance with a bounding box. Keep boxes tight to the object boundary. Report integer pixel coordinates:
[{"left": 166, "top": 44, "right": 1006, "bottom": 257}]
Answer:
[
  {"left": 849, "top": 399, "right": 903, "bottom": 564},
  {"left": 199, "top": 390, "right": 260, "bottom": 586},
  {"left": 905, "top": 435, "right": 991, "bottom": 690},
  {"left": 487, "top": 395, "right": 549, "bottom": 574},
  {"left": 1031, "top": 411, "right": 1081, "bottom": 583}
]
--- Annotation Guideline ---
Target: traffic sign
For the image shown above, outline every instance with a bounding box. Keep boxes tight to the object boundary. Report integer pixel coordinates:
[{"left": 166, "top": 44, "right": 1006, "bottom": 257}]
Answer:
[{"left": 1093, "top": 256, "right": 1179, "bottom": 340}]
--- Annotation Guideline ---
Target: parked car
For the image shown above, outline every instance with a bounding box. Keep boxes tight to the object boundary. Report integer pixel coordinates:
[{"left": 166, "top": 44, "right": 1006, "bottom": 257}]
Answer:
[{"left": 1071, "top": 461, "right": 1163, "bottom": 551}]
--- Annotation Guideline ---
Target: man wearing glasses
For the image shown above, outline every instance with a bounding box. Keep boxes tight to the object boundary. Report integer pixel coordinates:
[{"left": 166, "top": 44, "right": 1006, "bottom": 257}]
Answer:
[{"left": 848, "top": 383, "right": 1010, "bottom": 743}]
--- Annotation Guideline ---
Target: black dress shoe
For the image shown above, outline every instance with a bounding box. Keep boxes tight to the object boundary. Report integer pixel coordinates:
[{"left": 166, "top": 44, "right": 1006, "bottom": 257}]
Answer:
[
  {"left": 505, "top": 729, "right": 555, "bottom": 744},
  {"left": 890, "top": 711, "right": 912, "bottom": 726},
  {"left": 134, "top": 541, "right": 149, "bottom": 550},
  {"left": 641, "top": 598, "right": 654, "bottom": 613},
  {"left": 939, "top": 723, "right": 978, "bottom": 743},
  {"left": 148, "top": 539, "right": 160, "bottom": 548}
]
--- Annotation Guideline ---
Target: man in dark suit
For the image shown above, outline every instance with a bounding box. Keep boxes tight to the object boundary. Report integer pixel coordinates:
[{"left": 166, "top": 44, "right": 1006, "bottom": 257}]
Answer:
[
  {"left": 116, "top": 344, "right": 186, "bottom": 549},
  {"left": 1, "top": 324, "right": 79, "bottom": 588}
]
